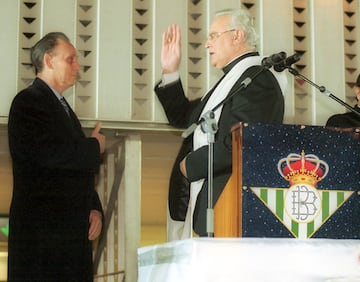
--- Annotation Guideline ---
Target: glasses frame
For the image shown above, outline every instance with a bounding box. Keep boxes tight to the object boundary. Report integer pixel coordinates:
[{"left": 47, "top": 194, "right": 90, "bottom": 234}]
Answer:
[{"left": 207, "top": 29, "right": 236, "bottom": 41}]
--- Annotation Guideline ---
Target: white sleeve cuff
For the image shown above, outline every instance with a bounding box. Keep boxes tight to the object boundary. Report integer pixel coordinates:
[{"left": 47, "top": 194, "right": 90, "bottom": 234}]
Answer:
[{"left": 160, "top": 71, "right": 180, "bottom": 87}]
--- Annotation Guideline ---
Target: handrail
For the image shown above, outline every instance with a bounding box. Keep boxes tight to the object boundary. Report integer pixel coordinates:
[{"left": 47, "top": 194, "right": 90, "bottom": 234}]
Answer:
[{"left": 93, "top": 137, "right": 126, "bottom": 273}]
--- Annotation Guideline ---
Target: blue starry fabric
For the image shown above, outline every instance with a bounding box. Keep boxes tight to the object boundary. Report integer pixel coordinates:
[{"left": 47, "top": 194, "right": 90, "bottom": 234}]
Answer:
[{"left": 240, "top": 123, "right": 360, "bottom": 239}]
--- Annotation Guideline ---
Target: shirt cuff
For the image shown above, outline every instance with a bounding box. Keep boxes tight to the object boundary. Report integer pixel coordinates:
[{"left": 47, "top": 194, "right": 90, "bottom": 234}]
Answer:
[{"left": 160, "top": 71, "right": 180, "bottom": 87}]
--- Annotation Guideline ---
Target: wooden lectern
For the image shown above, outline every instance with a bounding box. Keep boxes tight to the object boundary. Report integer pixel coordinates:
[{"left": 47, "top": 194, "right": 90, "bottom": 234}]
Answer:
[{"left": 214, "top": 122, "right": 243, "bottom": 237}]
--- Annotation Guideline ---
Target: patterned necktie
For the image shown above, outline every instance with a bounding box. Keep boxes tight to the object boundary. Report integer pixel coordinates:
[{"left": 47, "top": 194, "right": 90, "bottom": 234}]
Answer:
[{"left": 60, "top": 97, "right": 70, "bottom": 116}]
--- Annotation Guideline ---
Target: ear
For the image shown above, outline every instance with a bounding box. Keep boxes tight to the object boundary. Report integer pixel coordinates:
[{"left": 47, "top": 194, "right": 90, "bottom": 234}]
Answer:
[
  {"left": 356, "top": 87, "right": 360, "bottom": 99},
  {"left": 233, "top": 29, "right": 245, "bottom": 43},
  {"left": 43, "top": 53, "right": 53, "bottom": 70}
]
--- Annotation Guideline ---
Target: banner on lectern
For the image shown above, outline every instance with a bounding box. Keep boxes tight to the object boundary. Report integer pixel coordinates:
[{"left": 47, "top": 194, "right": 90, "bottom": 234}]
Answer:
[{"left": 241, "top": 123, "right": 360, "bottom": 239}]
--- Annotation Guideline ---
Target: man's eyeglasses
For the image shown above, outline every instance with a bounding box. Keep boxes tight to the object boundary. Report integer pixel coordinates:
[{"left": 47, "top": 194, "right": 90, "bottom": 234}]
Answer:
[{"left": 207, "top": 29, "right": 236, "bottom": 41}]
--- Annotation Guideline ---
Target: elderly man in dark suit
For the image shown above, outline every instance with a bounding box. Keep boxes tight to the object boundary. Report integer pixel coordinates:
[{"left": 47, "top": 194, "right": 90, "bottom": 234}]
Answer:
[
  {"left": 155, "top": 8, "right": 287, "bottom": 240},
  {"left": 8, "top": 32, "right": 105, "bottom": 281}
]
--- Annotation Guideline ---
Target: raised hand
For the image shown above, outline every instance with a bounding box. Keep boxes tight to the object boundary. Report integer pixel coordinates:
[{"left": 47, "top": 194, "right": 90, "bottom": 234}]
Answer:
[{"left": 161, "top": 24, "right": 181, "bottom": 74}]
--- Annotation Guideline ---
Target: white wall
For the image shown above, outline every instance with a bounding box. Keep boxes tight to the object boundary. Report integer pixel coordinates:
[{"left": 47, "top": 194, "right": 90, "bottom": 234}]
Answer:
[
  {"left": 1, "top": 0, "right": 359, "bottom": 126},
  {"left": 0, "top": 0, "right": 19, "bottom": 118}
]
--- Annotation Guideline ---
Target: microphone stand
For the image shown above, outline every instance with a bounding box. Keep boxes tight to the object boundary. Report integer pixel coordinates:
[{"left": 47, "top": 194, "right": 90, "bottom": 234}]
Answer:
[
  {"left": 286, "top": 67, "right": 360, "bottom": 118},
  {"left": 200, "top": 110, "right": 217, "bottom": 237},
  {"left": 182, "top": 64, "right": 271, "bottom": 237}
]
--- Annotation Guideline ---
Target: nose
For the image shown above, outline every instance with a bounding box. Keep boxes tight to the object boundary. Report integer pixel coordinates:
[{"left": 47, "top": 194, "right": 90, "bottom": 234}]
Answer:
[
  {"left": 74, "top": 59, "right": 80, "bottom": 71},
  {"left": 205, "top": 39, "right": 211, "bottom": 48}
]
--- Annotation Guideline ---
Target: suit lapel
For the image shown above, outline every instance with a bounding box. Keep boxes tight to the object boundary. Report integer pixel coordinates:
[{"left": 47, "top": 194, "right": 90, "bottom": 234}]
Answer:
[
  {"left": 33, "top": 78, "right": 84, "bottom": 138},
  {"left": 60, "top": 98, "right": 84, "bottom": 138}
]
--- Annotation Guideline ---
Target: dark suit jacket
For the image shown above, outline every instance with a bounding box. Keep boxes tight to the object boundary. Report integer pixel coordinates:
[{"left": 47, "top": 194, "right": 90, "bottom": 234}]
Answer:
[
  {"left": 7, "top": 78, "right": 103, "bottom": 281},
  {"left": 155, "top": 55, "right": 284, "bottom": 236},
  {"left": 326, "top": 105, "right": 360, "bottom": 128}
]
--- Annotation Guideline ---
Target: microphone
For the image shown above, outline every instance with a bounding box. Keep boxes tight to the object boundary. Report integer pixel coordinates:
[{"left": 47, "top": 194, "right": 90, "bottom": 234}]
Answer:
[
  {"left": 261, "top": 51, "right": 286, "bottom": 68},
  {"left": 182, "top": 111, "right": 217, "bottom": 138},
  {"left": 274, "top": 53, "right": 301, "bottom": 72},
  {"left": 181, "top": 122, "right": 198, "bottom": 138}
]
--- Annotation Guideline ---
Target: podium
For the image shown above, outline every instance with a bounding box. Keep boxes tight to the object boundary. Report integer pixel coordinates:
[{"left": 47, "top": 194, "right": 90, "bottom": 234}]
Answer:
[
  {"left": 138, "top": 123, "right": 360, "bottom": 282},
  {"left": 214, "top": 123, "right": 243, "bottom": 237},
  {"left": 214, "top": 123, "right": 360, "bottom": 239}
]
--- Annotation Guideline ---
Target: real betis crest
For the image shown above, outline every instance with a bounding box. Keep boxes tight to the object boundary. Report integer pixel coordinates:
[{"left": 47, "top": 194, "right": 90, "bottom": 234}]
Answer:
[{"left": 250, "top": 151, "right": 354, "bottom": 238}]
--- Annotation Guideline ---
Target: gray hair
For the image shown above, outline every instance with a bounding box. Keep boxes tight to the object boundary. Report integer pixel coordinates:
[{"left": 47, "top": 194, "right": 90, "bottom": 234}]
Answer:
[
  {"left": 215, "top": 8, "right": 258, "bottom": 48},
  {"left": 30, "top": 32, "right": 70, "bottom": 74}
]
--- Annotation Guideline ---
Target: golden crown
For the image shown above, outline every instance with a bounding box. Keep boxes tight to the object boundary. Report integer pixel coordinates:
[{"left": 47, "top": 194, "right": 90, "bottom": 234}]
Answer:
[{"left": 277, "top": 151, "right": 329, "bottom": 187}]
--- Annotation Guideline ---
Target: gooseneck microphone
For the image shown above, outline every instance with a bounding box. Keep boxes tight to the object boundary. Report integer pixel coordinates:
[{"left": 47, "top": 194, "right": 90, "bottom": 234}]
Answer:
[
  {"left": 261, "top": 51, "right": 287, "bottom": 68},
  {"left": 274, "top": 53, "right": 302, "bottom": 72}
]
